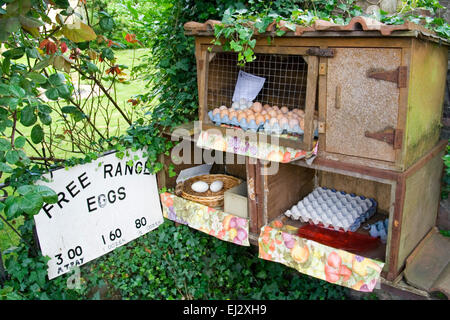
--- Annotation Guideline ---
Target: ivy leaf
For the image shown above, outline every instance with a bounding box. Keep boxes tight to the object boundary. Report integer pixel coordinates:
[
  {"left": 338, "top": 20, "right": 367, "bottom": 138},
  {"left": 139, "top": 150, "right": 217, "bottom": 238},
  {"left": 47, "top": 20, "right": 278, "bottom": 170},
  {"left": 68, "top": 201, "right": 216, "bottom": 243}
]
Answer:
[
  {"left": 20, "top": 105, "right": 37, "bottom": 127},
  {"left": 30, "top": 124, "right": 44, "bottom": 144},
  {"left": 62, "top": 21, "right": 97, "bottom": 43},
  {"left": 229, "top": 40, "right": 243, "bottom": 52}
]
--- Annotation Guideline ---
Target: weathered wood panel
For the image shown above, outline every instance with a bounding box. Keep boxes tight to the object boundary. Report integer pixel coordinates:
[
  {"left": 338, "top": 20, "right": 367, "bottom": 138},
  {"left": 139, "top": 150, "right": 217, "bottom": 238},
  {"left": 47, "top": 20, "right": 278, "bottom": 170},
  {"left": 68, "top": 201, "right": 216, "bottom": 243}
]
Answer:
[
  {"left": 404, "top": 39, "right": 448, "bottom": 168},
  {"left": 397, "top": 149, "right": 444, "bottom": 272},
  {"left": 318, "top": 171, "right": 393, "bottom": 213},
  {"left": 265, "top": 163, "right": 315, "bottom": 223},
  {"left": 326, "top": 47, "right": 401, "bottom": 162}
]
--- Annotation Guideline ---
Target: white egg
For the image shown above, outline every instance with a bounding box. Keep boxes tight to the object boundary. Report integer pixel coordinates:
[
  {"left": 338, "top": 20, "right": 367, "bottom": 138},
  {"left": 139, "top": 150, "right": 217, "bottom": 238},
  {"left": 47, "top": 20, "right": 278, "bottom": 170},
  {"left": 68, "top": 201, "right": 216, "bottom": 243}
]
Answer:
[
  {"left": 232, "top": 102, "right": 240, "bottom": 109},
  {"left": 209, "top": 180, "right": 224, "bottom": 192},
  {"left": 191, "top": 181, "right": 209, "bottom": 193}
]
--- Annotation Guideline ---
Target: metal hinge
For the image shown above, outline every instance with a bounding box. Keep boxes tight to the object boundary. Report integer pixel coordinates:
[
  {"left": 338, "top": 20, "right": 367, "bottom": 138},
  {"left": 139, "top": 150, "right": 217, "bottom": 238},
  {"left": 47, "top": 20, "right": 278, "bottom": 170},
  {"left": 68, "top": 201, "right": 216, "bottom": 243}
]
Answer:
[
  {"left": 306, "top": 48, "right": 335, "bottom": 57},
  {"left": 367, "top": 66, "right": 408, "bottom": 88},
  {"left": 365, "top": 127, "right": 403, "bottom": 149}
]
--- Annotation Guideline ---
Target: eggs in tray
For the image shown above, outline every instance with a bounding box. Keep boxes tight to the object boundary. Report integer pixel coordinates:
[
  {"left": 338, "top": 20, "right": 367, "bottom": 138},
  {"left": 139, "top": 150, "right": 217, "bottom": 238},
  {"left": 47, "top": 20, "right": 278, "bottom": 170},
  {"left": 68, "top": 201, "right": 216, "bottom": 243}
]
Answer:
[{"left": 207, "top": 99, "right": 313, "bottom": 135}]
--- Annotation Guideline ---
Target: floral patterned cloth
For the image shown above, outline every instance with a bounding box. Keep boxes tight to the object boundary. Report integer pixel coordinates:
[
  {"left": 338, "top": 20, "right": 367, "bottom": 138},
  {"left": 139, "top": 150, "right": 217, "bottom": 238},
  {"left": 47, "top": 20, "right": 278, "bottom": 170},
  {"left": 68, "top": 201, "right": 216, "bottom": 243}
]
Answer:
[
  {"left": 258, "top": 221, "right": 384, "bottom": 292},
  {"left": 196, "top": 129, "right": 318, "bottom": 163},
  {"left": 160, "top": 192, "right": 250, "bottom": 246}
]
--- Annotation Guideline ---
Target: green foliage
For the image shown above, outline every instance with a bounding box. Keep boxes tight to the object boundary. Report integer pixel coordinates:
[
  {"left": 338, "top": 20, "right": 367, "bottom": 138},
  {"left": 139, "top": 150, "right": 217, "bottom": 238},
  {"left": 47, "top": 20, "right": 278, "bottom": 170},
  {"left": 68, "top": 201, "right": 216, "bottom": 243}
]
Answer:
[
  {"left": 442, "top": 142, "right": 450, "bottom": 199},
  {"left": 74, "top": 220, "right": 349, "bottom": 300},
  {"left": 210, "top": 0, "right": 450, "bottom": 66}
]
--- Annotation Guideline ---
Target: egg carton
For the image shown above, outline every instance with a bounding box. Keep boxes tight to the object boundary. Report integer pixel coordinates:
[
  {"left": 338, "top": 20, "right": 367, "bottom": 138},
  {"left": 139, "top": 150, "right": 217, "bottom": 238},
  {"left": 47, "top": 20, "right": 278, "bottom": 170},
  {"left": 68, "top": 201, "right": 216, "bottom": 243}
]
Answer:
[
  {"left": 207, "top": 110, "right": 264, "bottom": 132},
  {"left": 263, "top": 119, "right": 304, "bottom": 135},
  {"left": 284, "top": 187, "right": 377, "bottom": 232}
]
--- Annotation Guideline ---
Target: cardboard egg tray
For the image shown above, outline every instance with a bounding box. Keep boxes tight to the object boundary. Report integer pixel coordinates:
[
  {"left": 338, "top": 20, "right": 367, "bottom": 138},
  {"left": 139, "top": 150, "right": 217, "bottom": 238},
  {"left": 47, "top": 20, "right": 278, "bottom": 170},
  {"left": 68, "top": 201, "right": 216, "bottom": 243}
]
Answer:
[
  {"left": 207, "top": 110, "right": 319, "bottom": 136},
  {"left": 284, "top": 187, "right": 377, "bottom": 232}
]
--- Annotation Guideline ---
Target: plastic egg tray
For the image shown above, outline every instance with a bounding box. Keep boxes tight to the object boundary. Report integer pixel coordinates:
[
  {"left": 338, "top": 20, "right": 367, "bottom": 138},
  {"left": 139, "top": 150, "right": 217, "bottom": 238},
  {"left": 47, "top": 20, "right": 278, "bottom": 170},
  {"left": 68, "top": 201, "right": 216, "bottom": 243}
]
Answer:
[
  {"left": 207, "top": 110, "right": 319, "bottom": 136},
  {"left": 208, "top": 110, "right": 264, "bottom": 132},
  {"left": 284, "top": 187, "right": 377, "bottom": 232}
]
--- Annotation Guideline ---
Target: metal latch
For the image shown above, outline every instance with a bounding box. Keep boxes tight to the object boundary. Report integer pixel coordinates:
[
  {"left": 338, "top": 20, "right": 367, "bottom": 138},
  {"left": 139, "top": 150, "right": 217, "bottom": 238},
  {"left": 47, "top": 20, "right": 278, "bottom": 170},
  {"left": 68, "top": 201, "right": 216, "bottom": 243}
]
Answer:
[
  {"left": 367, "top": 66, "right": 408, "bottom": 88},
  {"left": 306, "top": 48, "right": 335, "bottom": 57},
  {"left": 365, "top": 127, "right": 403, "bottom": 149}
]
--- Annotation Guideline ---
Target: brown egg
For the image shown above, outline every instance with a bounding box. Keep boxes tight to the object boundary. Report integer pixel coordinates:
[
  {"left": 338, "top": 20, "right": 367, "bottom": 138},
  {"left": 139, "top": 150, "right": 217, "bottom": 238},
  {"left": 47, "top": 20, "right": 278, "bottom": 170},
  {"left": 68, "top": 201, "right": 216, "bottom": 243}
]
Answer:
[
  {"left": 268, "top": 110, "right": 277, "bottom": 118},
  {"left": 256, "top": 115, "right": 265, "bottom": 125},
  {"left": 245, "top": 109, "right": 254, "bottom": 116},
  {"left": 261, "top": 110, "right": 267, "bottom": 115},
  {"left": 229, "top": 110, "right": 237, "bottom": 119},
  {"left": 280, "top": 106, "right": 289, "bottom": 114},
  {"left": 297, "top": 109, "right": 305, "bottom": 117},
  {"left": 299, "top": 118, "right": 305, "bottom": 130},
  {"left": 219, "top": 105, "right": 227, "bottom": 110},
  {"left": 252, "top": 102, "right": 262, "bottom": 112},
  {"left": 237, "top": 112, "right": 246, "bottom": 122},
  {"left": 247, "top": 114, "right": 255, "bottom": 121},
  {"left": 272, "top": 105, "right": 279, "bottom": 112},
  {"left": 263, "top": 104, "right": 271, "bottom": 110},
  {"left": 213, "top": 108, "right": 220, "bottom": 116},
  {"left": 220, "top": 109, "right": 229, "bottom": 118},
  {"left": 276, "top": 114, "right": 284, "bottom": 121}
]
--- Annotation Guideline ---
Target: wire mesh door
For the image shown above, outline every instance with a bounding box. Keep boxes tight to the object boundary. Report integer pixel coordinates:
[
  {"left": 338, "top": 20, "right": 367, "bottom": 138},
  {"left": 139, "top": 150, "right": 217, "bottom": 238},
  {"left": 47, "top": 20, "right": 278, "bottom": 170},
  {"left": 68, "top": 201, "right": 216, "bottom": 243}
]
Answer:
[{"left": 207, "top": 52, "right": 308, "bottom": 110}]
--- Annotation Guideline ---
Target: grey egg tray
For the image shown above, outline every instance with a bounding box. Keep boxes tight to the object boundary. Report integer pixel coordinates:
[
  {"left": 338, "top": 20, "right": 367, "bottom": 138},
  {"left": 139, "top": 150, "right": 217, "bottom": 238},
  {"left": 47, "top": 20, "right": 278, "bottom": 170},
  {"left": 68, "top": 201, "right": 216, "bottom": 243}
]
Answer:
[
  {"left": 207, "top": 110, "right": 319, "bottom": 136},
  {"left": 284, "top": 187, "right": 377, "bottom": 232}
]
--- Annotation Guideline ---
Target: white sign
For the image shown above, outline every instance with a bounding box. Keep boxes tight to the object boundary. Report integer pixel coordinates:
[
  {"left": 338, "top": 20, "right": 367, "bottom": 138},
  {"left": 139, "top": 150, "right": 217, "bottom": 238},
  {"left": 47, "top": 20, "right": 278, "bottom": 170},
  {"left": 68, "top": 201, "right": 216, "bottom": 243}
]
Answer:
[
  {"left": 34, "top": 149, "right": 164, "bottom": 279},
  {"left": 232, "top": 70, "right": 266, "bottom": 103}
]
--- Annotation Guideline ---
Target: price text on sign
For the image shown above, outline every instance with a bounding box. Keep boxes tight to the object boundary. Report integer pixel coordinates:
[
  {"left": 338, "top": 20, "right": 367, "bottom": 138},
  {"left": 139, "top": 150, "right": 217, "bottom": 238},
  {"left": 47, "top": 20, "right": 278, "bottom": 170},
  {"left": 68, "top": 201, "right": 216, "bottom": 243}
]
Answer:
[{"left": 34, "top": 149, "right": 164, "bottom": 279}]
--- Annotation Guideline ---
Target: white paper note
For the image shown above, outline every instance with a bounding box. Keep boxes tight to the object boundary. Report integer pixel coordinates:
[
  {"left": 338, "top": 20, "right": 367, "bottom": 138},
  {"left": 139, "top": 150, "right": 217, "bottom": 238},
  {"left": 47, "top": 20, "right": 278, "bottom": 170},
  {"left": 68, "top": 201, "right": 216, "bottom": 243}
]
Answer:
[{"left": 232, "top": 70, "right": 266, "bottom": 103}]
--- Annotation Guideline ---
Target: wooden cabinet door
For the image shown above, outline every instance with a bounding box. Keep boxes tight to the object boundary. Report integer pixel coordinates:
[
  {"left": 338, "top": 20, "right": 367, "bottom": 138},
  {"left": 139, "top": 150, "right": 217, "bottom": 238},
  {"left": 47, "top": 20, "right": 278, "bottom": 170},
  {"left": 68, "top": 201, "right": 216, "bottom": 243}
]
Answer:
[{"left": 325, "top": 48, "right": 402, "bottom": 162}]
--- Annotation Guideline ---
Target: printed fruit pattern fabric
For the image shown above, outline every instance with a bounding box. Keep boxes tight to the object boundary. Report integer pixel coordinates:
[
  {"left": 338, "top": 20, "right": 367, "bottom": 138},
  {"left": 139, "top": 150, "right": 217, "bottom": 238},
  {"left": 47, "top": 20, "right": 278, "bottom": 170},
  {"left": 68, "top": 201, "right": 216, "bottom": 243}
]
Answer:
[
  {"left": 258, "top": 223, "right": 384, "bottom": 292},
  {"left": 160, "top": 193, "right": 249, "bottom": 246},
  {"left": 197, "top": 130, "right": 317, "bottom": 163}
]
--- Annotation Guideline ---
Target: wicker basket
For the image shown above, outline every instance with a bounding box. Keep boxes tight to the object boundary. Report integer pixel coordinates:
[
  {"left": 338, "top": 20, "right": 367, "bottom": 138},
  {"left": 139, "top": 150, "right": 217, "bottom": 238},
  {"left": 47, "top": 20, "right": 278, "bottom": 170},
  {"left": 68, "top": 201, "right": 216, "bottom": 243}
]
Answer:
[{"left": 176, "top": 174, "right": 242, "bottom": 207}]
